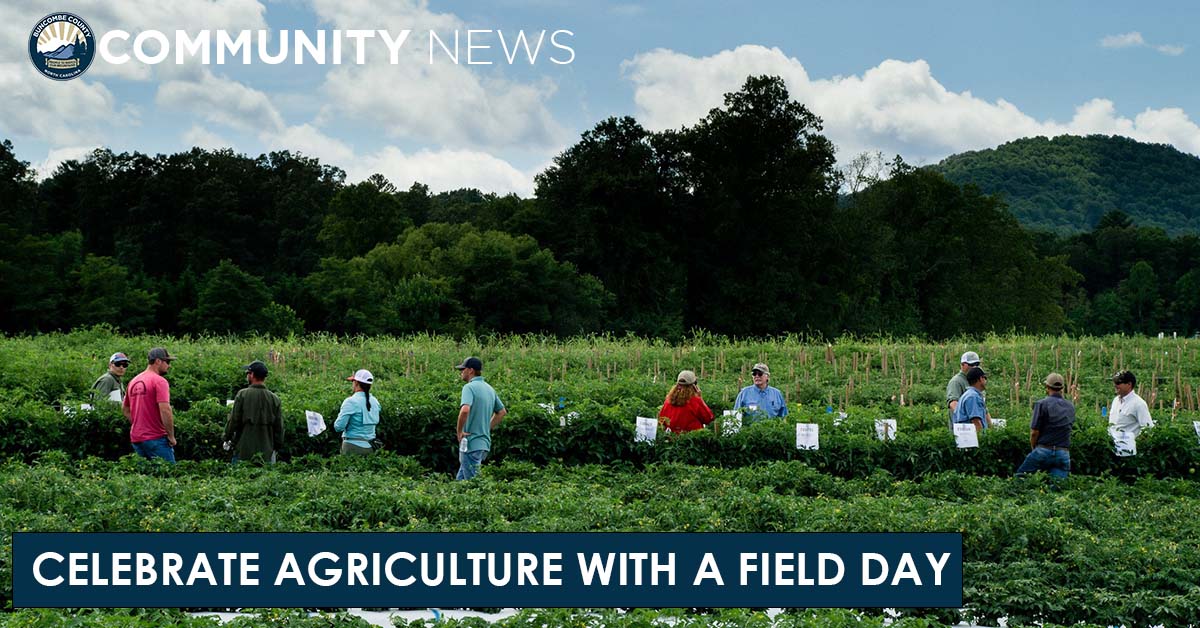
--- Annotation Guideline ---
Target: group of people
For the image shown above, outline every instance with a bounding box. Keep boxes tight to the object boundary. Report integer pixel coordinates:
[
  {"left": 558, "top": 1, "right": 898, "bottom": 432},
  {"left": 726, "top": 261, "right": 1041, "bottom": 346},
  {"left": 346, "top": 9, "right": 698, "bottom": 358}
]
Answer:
[
  {"left": 91, "top": 349, "right": 505, "bottom": 480},
  {"left": 944, "top": 350, "right": 1155, "bottom": 479},
  {"left": 92, "top": 346, "right": 1159, "bottom": 482},
  {"left": 657, "top": 362, "right": 788, "bottom": 433}
]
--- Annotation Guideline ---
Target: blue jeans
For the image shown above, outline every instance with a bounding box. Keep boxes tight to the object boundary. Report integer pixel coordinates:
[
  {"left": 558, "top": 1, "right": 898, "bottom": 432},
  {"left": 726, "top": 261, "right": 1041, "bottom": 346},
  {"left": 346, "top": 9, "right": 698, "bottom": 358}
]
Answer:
[
  {"left": 132, "top": 436, "right": 176, "bottom": 463},
  {"left": 1015, "top": 446, "right": 1069, "bottom": 479},
  {"left": 456, "top": 449, "right": 488, "bottom": 480}
]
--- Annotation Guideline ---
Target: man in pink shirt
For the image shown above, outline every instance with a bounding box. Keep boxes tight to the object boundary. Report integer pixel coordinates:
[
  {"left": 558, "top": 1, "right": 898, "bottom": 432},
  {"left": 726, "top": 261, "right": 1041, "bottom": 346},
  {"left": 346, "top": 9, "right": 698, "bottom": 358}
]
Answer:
[{"left": 122, "top": 347, "right": 177, "bottom": 462}]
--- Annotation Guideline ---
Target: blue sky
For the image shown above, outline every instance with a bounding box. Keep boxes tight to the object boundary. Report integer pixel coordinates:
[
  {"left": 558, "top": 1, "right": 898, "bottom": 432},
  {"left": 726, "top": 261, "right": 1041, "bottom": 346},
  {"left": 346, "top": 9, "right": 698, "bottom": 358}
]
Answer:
[{"left": 3, "top": 1, "right": 1198, "bottom": 195}]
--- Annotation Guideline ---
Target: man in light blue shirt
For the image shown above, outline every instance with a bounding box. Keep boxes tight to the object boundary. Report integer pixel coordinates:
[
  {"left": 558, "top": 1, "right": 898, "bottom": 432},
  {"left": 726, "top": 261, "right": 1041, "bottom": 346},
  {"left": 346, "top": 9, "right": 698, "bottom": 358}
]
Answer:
[
  {"left": 455, "top": 356, "right": 507, "bottom": 480},
  {"left": 953, "top": 366, "right": 990, "bottom": 433},
  {"left": 733, "top": 362, "right": 788, "bottom": 422}
]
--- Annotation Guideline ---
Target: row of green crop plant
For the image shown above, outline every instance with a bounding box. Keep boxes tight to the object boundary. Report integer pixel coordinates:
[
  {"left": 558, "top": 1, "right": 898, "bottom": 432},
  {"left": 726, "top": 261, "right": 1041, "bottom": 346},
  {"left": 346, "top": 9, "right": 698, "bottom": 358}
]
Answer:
[
  {"left": 4, "top": 394, "right": 1199, "bottom": 478},
  {"left": 0, "top": 607, "right": 1106, "bottom": 628},
  {"left": 6, "top": 331, "right": 1200, "bottom": 421},
  {"left": 4, "top": 455, "right": 1200, "bottom": 624}
]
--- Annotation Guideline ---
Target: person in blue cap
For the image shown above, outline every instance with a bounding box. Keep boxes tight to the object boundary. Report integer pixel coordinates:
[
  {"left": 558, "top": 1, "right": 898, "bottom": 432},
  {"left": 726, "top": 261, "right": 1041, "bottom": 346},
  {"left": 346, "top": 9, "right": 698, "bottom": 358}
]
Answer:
[{"left": 92, "top": 352, "right": 131, "bottom": 403}]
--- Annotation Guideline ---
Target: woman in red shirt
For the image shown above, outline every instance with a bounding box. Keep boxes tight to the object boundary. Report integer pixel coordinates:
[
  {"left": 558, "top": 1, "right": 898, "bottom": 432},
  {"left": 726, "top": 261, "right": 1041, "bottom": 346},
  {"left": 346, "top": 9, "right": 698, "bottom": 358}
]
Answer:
[{"left": 659, "top": 370, "right": 715, "bottom": 433}]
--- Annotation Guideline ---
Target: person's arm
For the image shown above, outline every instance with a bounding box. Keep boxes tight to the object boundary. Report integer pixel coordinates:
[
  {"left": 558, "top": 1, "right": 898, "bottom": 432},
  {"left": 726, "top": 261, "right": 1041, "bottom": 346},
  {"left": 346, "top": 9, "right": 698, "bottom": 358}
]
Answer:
[
  {"left": 457, "top": 404, "right": 471, "bottom": 441},
  {"left": 334, "top": 398, "right": 354, "bottom": 433},
  {"left": 777, "top": 390, "right": 789, "bottom": 417},
  {"left": 1137, "top": 401, "right": 1154, "bottom": 428},
  {"left": 274, "top": 398, "right": 284, "bottom": 449},
  {"left": 733, "top": 389, "right": 745, "bottom": 410},
  {"left": 489, "top": 408, "right": 507, "bottom": 430},
  {"left": 158, "top": 402, "right": 176, "bottom": 446},
  {"left": 122, "top": 388, "right": 132, "bottom": 421},
  {"left": 972, "top": 418, "right": 983, "bottom": 433},
  {"left": 696, "top": 397, "right": 715, "bottom": 425},
  {"left": 1029, "top": 429, "right": 1040, "bottom": 450},
  {"left": 223, "top": 394, "right": 241, "bottom": 444},
  {"left": 1029, "top": 401, "right": 1042, "bottom": 450}
]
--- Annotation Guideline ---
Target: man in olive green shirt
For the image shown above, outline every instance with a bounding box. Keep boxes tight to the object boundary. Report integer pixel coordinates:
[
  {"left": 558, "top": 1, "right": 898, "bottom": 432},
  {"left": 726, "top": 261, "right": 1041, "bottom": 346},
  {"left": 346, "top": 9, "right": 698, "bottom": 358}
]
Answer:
[
  {"left": 946, "top": 351, "right": 980, "bottom": 429},
  {"left": 222, "top": 361, "right": 283, "bottom": 463},
  {"left": 92, "top": 352, "right": 131, "bottom": 403}
]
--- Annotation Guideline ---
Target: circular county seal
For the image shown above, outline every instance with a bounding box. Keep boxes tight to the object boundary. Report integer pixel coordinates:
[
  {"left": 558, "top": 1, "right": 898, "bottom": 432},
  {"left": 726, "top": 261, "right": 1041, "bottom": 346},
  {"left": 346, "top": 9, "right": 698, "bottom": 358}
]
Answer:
[{"left": 29, "top": 12, "right": 96, "bottom": 81}]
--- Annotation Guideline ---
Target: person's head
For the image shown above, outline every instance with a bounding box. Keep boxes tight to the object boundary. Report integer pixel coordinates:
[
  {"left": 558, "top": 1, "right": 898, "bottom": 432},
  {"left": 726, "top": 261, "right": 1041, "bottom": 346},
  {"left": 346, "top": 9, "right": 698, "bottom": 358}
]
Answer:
[
  {"left": 667, "top": 370, "right": 699, "bottom": 406},
  {"left": 751, "top": 363, "right": 770, "bottom": 389},
  {"left": 1043, "top": 372, "right": 1065, "bottom": 395},
  {"left": 966, "top": 366, "right": 987, "bottom": 390},
  {"left": 455, "top": 356, "right": 483, "bottom": 382},
  {"left": 347, "top": 369, "right": 374, "bottom": 410},
  {"left": 960, "top": 351, "right": 981, "bottom": 374},
  {"left": 244, "top": 360, "right": 269, "bottom": 384},
  {"left": 147, "top": 347, "right": 174, "bottom": 375},
  {"left": 1113, "top": 370, "right": 1136, "bottom": 396},
  {"left": 108, "top": 352, "right": 131, "bottom": 377}
]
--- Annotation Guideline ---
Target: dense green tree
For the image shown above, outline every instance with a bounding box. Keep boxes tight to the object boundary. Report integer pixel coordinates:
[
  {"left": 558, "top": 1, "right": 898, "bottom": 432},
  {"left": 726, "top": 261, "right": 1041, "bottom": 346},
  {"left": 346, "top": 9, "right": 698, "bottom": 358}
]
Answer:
[{"left": 182, "top": 260, "right": 272, "bottom": 334}]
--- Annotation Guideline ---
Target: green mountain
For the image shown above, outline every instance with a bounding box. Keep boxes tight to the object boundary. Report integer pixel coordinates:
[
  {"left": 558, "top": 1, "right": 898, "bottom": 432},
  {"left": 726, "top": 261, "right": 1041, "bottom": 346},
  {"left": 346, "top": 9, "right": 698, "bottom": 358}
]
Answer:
[{"left": 931, "top": 135, "right": 1200, "bottom": 234}]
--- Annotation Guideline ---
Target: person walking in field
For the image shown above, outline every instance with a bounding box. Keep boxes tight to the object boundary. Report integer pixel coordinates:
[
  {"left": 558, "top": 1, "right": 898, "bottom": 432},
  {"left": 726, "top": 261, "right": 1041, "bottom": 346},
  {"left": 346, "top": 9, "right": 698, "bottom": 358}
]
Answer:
[
  {"left": 222, "top": 360, "right": 283, "bottom": 464},
  {"left": 92, "top": 352, "right": 131, "bottom": 403},
  {"left": 1109, "top": 370, "right": 1153, "bottom": 455},
  {"left": 455, "top": 357, "right": 506, "bottom": 480},
  {"left": 336, "top": 369, "right": 380, "bottom": 456},
  {"left": 122, "top": 347, "right": 177, "bottom": 462},
  {"left": 952, "top": 366, "right": 990, "bottom": 434},
  {"left": 1015, "top": 373, "right": 1075, "bottom": 479},
  {"left": 733, "top": 362, "right": 788, "bottom": 422},
  {"left": 659, "top": 370, "right": 715, "bottom": 434},
  {"left": 945, "top": 351, "right": 980, "bottom": 428}
]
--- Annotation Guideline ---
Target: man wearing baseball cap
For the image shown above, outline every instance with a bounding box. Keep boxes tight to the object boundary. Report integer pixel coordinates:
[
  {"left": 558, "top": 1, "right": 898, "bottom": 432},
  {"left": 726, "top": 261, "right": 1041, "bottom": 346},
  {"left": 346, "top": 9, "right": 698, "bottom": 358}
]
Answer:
[
  {"left": 91, "top": 352, "right": 132, "bottom": 403},
  {"left": 455, "top": 356, "right": 506, "bottom": 480},
  {"left": 1015, "top": 373, "right": 1076, "bottom": 479},
  {"left": 122, "top": 347, "right": 177, "bottom": 462},
  {"left": 1108, "top": 370, "right": 1154, "bottom": 454},
  {"left": 733, "top": 362, "right": 788, "bottom": 421},
  {"left": 952, "top": 366, "right": 991, "bottom": 433},
  {"left": 222, "top": 360, "right": 283, "bottom": 464},
  {"left": 946, "top": 351, "right": 982, "bottom": 429}
]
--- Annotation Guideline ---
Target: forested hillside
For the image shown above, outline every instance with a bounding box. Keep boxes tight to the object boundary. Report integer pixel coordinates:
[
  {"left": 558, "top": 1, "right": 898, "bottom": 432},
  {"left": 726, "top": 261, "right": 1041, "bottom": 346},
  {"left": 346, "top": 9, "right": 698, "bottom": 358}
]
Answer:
[{"left": 933, "top": 135, "right": 1200, "bottom": 235}]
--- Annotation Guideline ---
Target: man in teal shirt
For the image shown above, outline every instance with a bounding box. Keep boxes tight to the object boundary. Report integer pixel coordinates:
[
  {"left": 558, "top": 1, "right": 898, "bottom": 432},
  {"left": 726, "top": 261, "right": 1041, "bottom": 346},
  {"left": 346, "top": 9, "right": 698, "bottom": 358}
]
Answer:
[{"left": 455, "top": 356, "right": 507, "bottom": 480}]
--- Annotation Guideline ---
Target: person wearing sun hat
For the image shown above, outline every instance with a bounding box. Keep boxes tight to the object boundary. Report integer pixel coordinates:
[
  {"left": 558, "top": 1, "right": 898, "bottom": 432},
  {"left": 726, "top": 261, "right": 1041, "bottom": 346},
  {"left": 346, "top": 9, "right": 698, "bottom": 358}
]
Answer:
[
  {"left": 1015, "top": 372, "right": 1076, "bottom": 479},
  {"left": 92, "top": 352, "right": 132, "bottom": 403},
  {"left": 222, "top": 360, "right": 283, "bottom": 464},
  {"left": 335, "top": 368, "right": 380, "bottom": 456},
  {"left": 658, "top": 369, "right": 715, "bottom": 434}
]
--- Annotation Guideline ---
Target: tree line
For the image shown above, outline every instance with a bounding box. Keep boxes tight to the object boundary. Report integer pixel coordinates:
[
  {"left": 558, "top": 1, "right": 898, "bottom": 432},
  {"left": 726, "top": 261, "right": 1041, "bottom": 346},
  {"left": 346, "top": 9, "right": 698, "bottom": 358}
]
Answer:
[{"left": 1, "top": 76, "right": 1197, "bottom": 339}]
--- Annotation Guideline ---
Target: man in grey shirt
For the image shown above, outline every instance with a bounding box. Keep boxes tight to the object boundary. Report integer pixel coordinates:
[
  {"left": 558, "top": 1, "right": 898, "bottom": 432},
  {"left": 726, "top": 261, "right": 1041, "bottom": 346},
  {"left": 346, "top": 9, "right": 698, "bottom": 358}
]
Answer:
[
  {"left": 1015, "top": 373, "right": 1075, "bottom": 479},
  {"left": 946, "top": 351, "right": 980, "bottom": 429}
]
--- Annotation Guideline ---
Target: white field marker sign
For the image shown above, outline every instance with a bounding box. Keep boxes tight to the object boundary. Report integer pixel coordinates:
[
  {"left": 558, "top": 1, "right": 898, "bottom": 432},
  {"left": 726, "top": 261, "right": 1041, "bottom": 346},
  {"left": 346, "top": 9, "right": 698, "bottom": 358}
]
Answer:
[
  {"left": 875, "top": 419, "right": 897, "bottom": 441},
  {"left": 1194, "top": 421, "right": 1200, "bottom": 444},
  {"left": 989, "top": 418, "right": 1007, "bottom": 429},
  {"left": 953, "top": 423, "right": 978, "bottom": 449},
  {"left": 795, "top": 423, "right": 819, "bottom": 450},
  {"left": 305, "top": 411, "right": 326, "bottom": 437},
  {"left": 721, "top": 410, "right": 742, "bottom": 436},
  {"left": 635, "top": 416, "right": 658, "bottom": 444}
]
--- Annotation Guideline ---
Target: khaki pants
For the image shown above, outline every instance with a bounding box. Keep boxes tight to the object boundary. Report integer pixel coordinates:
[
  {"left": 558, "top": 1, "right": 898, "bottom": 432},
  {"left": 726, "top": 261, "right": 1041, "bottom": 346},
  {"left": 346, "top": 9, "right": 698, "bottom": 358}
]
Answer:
[{"left": 340, "top": 441, "right": 373, "bottom": 456}]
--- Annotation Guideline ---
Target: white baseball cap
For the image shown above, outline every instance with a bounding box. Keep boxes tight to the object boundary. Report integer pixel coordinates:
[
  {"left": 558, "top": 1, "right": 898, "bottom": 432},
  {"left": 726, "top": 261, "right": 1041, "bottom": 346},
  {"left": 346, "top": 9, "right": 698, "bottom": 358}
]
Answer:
[
  {"left": 960, "top": 351, "right": 981, "bottom": 365},
  {"left": 346, "top": 369, "right": 374, "bottom": 385}
]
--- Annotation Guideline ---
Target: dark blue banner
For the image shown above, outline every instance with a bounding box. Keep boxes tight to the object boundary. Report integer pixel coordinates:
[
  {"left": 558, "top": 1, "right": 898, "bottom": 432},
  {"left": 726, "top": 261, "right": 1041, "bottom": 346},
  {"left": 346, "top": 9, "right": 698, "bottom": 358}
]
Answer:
[{"left": 14, "top": 532, "right": 962, "bottom": 608}]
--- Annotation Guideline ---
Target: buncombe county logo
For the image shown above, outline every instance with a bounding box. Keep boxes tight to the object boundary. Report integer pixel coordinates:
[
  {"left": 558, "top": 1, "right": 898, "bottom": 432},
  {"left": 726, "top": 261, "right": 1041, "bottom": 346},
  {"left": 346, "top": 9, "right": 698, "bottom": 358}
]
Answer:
[{"left": 29, "top": 12, "right": 95, "bottom": 80}]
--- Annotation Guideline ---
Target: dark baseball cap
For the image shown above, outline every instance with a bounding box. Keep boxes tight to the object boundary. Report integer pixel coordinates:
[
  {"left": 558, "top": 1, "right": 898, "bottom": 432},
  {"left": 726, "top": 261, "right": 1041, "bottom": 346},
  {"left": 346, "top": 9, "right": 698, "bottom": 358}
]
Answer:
[
  {"left": 243, "top": 360, "right": 269, "bottom": 379},
  {"left": 455, "top": 356, "right": 483, "bottom": 371},
  {"left": 147, "top": 347, "right": 175, "bottom": 362}
]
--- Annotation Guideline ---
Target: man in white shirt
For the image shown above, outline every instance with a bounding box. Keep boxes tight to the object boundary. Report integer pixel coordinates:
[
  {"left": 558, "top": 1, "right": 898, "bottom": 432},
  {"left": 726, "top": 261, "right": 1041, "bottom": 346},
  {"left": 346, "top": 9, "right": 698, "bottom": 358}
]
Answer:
[{"left": 1109, "top": 370, "right": 1154, "bottom": 454}]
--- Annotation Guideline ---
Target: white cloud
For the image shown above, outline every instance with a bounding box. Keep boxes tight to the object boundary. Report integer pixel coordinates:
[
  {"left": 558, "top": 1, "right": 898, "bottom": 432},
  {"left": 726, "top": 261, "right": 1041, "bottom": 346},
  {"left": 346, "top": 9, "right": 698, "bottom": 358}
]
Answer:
[
  {"left": 181, "top": 125, "right": 233, "bottom": 149},
  {"left": 1101, "top": 32, "right": 1145, "bottom": 48},
  {"left": 1099, "top": 31, "right": 1185, "bottom": 56},
  {"left": 157, "top": 68, "right": 285, "bottom": 134},
  {"left": 0, "top": 62, "right": 138, "bottom": 145},
  {"left": 308, "top": 0, "right": 568, "bottom": 151},
  {"left": 32, "top": 145, "right": 99, "bottom": 180},
  {"left": 621, "top": 45, "right": 1200, "bottom": 164},
  {"left": 351, "top": 146, "right": 536, "bottom": 196}
]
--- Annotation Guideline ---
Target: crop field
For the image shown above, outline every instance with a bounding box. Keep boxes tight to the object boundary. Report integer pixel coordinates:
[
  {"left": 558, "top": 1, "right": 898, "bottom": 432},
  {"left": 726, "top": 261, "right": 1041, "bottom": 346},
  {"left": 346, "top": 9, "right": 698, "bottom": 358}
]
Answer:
[{"left": 3, "top": 331, "right": 1200, "bottom": 626}]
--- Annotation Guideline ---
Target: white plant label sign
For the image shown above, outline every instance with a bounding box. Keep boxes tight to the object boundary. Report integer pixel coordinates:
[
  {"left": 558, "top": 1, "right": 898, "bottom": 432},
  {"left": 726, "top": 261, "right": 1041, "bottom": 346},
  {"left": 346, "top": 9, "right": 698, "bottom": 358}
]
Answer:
[
  {"left": 875, "top": 419, "right": 897, "bottom": 441},
  {"left": 954, "top": 423, "right": 979, "bottom": 449},
  {"left": 635, "top": 416, "right": 658, "bottom": 444},
  {"left": 721, "top": 410, "right": 742, "bottom": 436},
  {"left": 305, "top": 410, "right": 326, "bottom": 437},
  {"left": 990, "top": 418, "right": 1007, "bottom": 429},
  {"left": 795, "top": 423, "right": 819, "bottom": 450}
]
